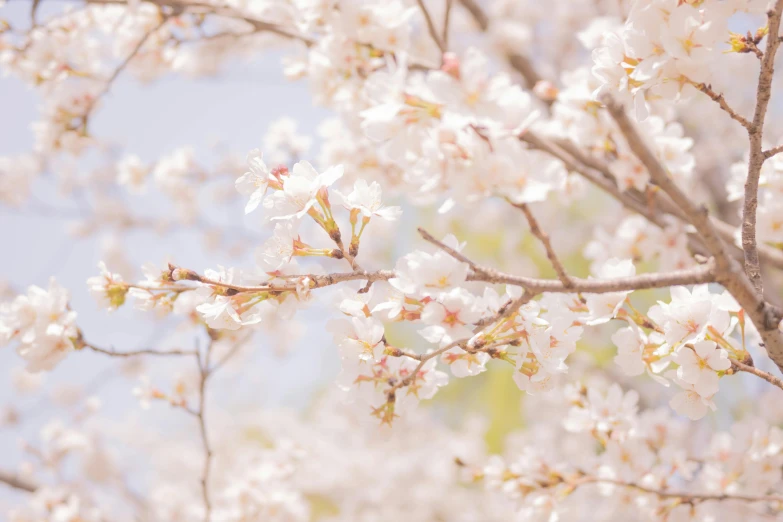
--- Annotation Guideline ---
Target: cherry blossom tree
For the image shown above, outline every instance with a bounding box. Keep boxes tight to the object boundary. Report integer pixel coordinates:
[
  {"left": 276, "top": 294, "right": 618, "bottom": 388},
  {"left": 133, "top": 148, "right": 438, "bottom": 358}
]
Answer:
[{"left": 3, "top": 0, "right": 783, "bottom": 519}]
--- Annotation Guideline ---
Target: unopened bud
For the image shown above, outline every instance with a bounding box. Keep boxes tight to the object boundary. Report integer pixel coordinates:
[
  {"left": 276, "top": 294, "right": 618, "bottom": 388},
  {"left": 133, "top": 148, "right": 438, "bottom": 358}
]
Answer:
[
  {"left": 441, "top": 52, "right": 460, "bottom": 79},
  {"left": 271, "top": 165, "right": 289, "bottom": 178},
  {"left": 533, "top": 80, "right": 559, "bottom": 102},
  {"left": 171, "top": 267, "right": 198, "bottom": 281}
]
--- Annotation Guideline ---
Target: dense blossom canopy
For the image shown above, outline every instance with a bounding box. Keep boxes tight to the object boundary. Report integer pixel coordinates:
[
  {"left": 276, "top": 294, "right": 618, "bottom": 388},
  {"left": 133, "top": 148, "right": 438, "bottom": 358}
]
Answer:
[{"left": 2, "top": 0, "right": 783, "bottom": 520}]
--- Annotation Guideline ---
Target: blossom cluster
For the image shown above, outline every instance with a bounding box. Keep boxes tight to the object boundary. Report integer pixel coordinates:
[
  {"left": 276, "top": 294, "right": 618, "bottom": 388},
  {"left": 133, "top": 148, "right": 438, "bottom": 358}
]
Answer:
[
  {"left": 3, "top": 0, "right": 783, "bottom": 519},
  {"left": 0, "top": 279, "right": 78, "bottom": 372},
  {"left": 478, "top": 383, "right": 783, "bottom": 520},
  {"left": 592, "top": 0, "right": 767, "bottom": 119}
]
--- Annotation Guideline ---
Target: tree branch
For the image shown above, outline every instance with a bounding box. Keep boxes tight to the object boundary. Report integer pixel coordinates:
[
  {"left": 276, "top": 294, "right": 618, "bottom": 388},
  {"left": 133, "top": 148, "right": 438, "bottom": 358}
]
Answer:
[
  {"left": 81, "top": 14, "right": 171, "bottom": 125},
  {"left": 417, "top": 227, "right": 715, "bottom": 294},
  {"left": 604, "top": 96, "right": 783, "bottom": 371},
  {"left": 510, "top": 202, "right": 574, "bottom": 289},
  {"left": 195, "top": 342, "right": 214, "bottom": 522},
  {"left": 732, "top": 359, "right": 783, "bottom": 391},
  {"left": 604, "top": 97, "right": 734, "bottom": 275},
  {"left": 85, "top": 0, "right": 315, "bottom": 46},
  {"left": 695, "top": 83, "right": 751, "bottom": 129},
  {"left": 575, "top": 476, "right": 783, "bottom": 505},
  {"left": 416, "top": 0, "right": 446, "bottom": 55},
  {"left": 744, "top": 0, "right": 783, "bottom": 295},
  {"left": 82, "top": 342, "right": 199, "bottom": 358},
  {"left": 764, "top": 143, "right": 783, "bottom": 159},
  {"left": 457, "top": 0, "right": 543, "bottom": 90},
  {"left": 442, "top": 0, "right": 453, "bottom": 50},
  {"left": 0, "top": 470, "right": 36, "bottom": 493},
  {"left": 548, "top": 134, "right": 783, "bottom": 271}
]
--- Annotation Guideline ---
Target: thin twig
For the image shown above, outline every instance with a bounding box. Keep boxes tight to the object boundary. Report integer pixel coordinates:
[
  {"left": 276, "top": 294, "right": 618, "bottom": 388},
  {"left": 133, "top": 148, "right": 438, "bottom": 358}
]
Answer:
[
  {"left": 176, "top": 268, "right": 395, "bottom": 294},
  {"left": 743, "top": 0, "right": 783, "bottom": 296},
  {"left": 82, "top": 14, "right": 171, "bottom": 124},
  {"left": 732, "top": 359, "right": 783, "bottom": 391},
  {"left": 417, "top": 227, "right": 480, "bottom": 270},
  {"left": 575, "top": 476, "right": 783, "bottom": 505},
  {"left": 442, "top": 0, "right": 453, "bottom": 50},
  {"left": 181, "top": 259, "right": 716, "bottom": 296},
  {"left": 85, "top": 0, "right": 316, "bottom": 46},
  {"left": 548, "top": 134, "right": 783, "bottom": 271},
  {"left": 196, "top": 341, "right": 214, "bottom": 522},
  {"left": 510, "top": 202, "right": 574, "bottom": 289},
  {"left": 0, "top": 470, "right": 36, "bottom": 493},
  {"left": 417, "top": 227, "right": 715, "bottom": 294},
  {"left": 764, "top": 144, "right": 783, "bottom": 159},
  {"left": 457, "top": 0, "right": 543, "bottom": 90},
  {"left": 696, "top": 83, "right": 751, "bottom": 129},
  {"left": 83, "top": 342, "right": 198, "bottom": 358},
  {"left": 416, "top": 0, "right": 447, "bottom": 55}
]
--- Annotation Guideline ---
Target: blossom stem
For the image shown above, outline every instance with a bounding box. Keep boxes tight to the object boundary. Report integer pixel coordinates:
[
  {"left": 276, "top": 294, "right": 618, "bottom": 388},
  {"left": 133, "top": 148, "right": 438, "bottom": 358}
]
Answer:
[
  {"left": 82, "top": 341, "right": 198, "bottom": 358},
  {"left": 457, "top": 0, "right": 544, "bottom": 91},
  {"left": 196, "top": 340, "right": 214, "bottom": 522},
  {"left": 763, "top": 143, "right": 783, "bottom": 159},
  {"left": 418, "top": 227, "right": 716, "bottom": 294},
  {"left": 731, "top": 359, "right": 783, "bottom": 391},
  {"left": 510, "top": 201, "right": 574, "bottom": 289},
  {"left": 573, "top": 476, "right": 783, "bottom": 505},
  {"left": 81, "top": 14, "right": 171, "bottom": 128},
  {"left": 415, "top": 0, "right": 447, "bottom": 56},
  {"left": 693, "top": 82, "right": 751, "bottom": 129},
  {"left": 0, "top": 470, "right": 36, "bottom": 493}
]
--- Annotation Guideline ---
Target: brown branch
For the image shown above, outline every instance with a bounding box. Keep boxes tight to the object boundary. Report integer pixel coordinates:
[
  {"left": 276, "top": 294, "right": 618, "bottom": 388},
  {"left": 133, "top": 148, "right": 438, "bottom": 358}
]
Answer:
[
  {"left": 0, "top": 470, "right": 36, "bottom": 493},
  {"left": 470, "top": 262, "right": 716, "bottom": 293},
  {"left": 764, "top": 144, "right": 783, "bottom": 159},
  {"left": 442, "top": 0, "right": 453, "bottom": 50},
  {"left": 165, "top": 220, "right": 716, "bottom": 327},
  {"left": 604, "top": 96, "right": 783, "bottom": 371},
  {"left": 743, "top": 0, "right": 783, "bottom": 296},
  {"left": 85, "top": 0, "right": 315, "bottom": 46},
  {"left": 732, "top": 359, "right": 783, "bottom": 391},
  {"left": 457, "top": 0, "right": 543, "bottom": 91},
  {"left": 457, "top": 0, "right": 489, "bottom": 30},
  {"left": 81, "top": 14, "right": 170, "bottom": 125},
  {"left": 549, "top": 134, "right": 783, "bottom": 271},
  {"left": 82, "top": 342, "right": 198, "bottom": 358},
  {"left": 523, "top": 133, "right": 669, "bottom": 226},
  {"left": 604, "top": 97, "right": 734, "bottom": 274},
  {"left": 575, "top": 476, "right": 783, "bottom": 505},
  {"left": 695, "top": 83, "right": 751, "bottom": 129},
  {"left": 416, "top": 228, "right": 480, "bottom": 270},
  {"left": 418, "top": 227, "right": 716, "bottom": 294},
  {"left": 506, "top": 53, "right": 544, "bottom": 91},
  {"left": 416, "top": 0, "right": 446, "bottom": 55},
  {"left": 510, "top": 202, "right": 574, "bottom": 289},
  {"left": 173, "top": 267, "right": 395, "bottom": 294},
  {"left": 195, "top": 342, "right": 214, "bottom": 522}
]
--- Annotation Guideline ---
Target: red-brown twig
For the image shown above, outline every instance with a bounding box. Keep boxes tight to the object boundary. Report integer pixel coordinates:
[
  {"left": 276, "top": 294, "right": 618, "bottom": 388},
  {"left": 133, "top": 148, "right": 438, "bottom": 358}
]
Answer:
[
  {"left": 416, "top": 0, "right": 447, "bottom": 55},
  {"left": 732, "top": 359, "right": 783, "bottom": 391},
  {"left": 510, "top": 202, "right": 574, "bottom": 289}
]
